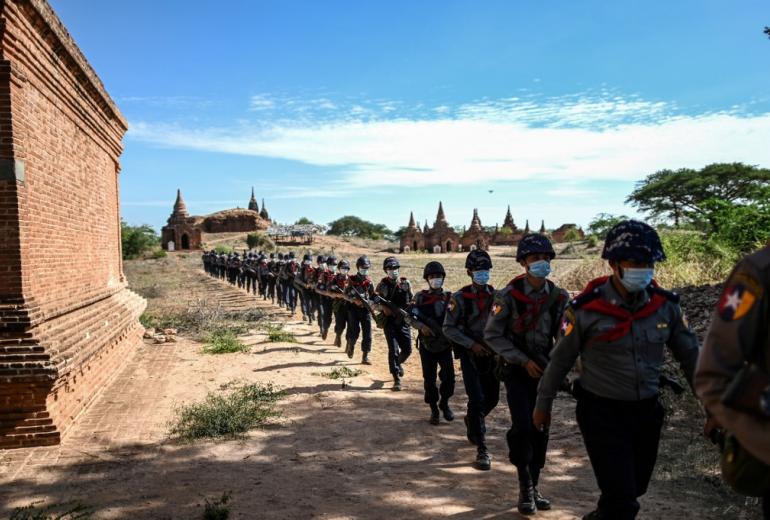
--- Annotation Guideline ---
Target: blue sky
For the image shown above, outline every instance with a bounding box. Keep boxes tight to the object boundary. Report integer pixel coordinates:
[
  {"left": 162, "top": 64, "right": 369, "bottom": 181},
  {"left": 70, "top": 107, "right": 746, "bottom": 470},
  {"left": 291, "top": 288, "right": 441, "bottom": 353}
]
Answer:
[{"left": 50, "top": 0, "right": 770, "bottom": 233}]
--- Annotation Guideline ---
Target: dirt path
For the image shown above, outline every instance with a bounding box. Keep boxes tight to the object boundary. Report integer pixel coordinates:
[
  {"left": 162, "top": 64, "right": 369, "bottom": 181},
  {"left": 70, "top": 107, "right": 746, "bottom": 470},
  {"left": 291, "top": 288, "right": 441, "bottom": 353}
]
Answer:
[{"left": 0, "top": 256, "right": 749, "bottom": 519}]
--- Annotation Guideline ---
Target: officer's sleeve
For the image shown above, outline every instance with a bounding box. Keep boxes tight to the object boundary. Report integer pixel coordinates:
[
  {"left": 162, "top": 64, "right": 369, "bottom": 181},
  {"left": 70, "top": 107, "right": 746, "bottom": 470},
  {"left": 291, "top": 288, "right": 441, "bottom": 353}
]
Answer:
[
  {"left": 375, "top": 280, "right": 387, "bottom": 297},
  {"left": 442, "top": 293, "right": 474, "bottom": 349},
  {"left": 666, "top": 302, "right": 699, "bottom": 387},
  {"left": 695, "top": 257, "right": 770, "bottom": 464},
  {"left": 484, "top": 292, "right": 528, "bottom": 365},
  {"left": 535, "top": 306, "right": 582, "bottom": 415}
]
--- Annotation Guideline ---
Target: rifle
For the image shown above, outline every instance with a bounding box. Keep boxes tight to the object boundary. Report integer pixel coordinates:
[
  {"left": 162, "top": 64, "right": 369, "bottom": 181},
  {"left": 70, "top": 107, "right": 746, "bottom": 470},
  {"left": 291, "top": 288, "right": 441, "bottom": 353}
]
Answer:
[
  {"left": 349, "top": 287, "right": 377, "bottom": 317},
  {"left": 372, "top": 295, "right": 423, "bottom": 329}
]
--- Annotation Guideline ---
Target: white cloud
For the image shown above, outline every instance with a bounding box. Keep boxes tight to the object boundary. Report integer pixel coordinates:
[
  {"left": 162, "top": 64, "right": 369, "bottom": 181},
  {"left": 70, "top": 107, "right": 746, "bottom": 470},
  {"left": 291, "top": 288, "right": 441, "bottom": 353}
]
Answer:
[
  {"left": 249, "top": 94, "right": 275, "bottom": 111},
  {"left": 128, "top": 92, "right": 770, "bottom": 190}
]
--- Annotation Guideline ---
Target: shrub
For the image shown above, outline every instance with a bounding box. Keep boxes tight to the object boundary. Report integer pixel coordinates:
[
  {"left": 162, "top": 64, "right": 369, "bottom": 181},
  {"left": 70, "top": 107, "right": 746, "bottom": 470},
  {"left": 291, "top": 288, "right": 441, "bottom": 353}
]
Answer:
[
  {"left": 656, "top": 230, "right": 737, "bottom": 287},
  {"left": 202, "top": 492, "right": 231, "bottom": 520},
  {"left": 563, "top": 228, "right": 581, "bottom": 242},
  {"left": 151, "top": 249, "right": 167, "bottom": 259},
  {"left": 202, "top": 329, "right": 249, "bottom": 354},
  {"left": 121, "top": 220, "right": 159, "bottom": 260},
  {"left": 169, "top": 382, "right": 284, "bottom": 441},
  {"left": 214, "top": 245, "right": 234, "bottom": 254},
  {"left": 246, "top": 233, "right": 274, "bottom": 251},
  {"left": 10, "top": 501, "right": 93, "bottom": 520},
  {"left": 264, "top": 324, "right": 296, "bottom": 343},
  {"left": 317, "top": 367, "right": 363, "bottom": 379}
]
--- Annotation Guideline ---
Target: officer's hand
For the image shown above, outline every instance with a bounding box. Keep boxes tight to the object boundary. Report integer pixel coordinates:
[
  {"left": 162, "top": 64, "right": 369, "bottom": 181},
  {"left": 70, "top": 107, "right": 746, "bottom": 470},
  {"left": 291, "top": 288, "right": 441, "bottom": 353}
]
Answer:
[
  {"left": 381, "top": 307, "right": 393, "bottom": 316},
  {"left": 524, "top": 360, "right": 544, "bottom": 379},
  {"left": 703, "top": 416, "right": 722, "bottom": 441},
  {"left": 354, "top": 299, "right": 364, "bottom": 307},
  {"left": 420, "top": 325, "right": 434, "bottom": 337},
  {"left": 470, "top": 343, "right": 487, "bottom": 356},
  {"left": 532, "top": 410, "right": 551, "bottom": 432}
]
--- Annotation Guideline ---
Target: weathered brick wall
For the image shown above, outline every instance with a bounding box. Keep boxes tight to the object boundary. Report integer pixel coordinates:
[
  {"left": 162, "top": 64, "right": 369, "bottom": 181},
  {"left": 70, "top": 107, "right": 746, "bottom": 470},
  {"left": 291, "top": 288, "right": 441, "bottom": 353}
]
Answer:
[{"left": 0, "top": 0, "right": 145, "bottom": 448}]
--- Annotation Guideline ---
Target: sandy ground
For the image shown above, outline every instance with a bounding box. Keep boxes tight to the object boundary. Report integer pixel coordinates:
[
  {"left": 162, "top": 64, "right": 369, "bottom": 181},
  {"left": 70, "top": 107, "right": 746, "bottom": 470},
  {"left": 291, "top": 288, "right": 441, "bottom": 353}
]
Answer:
[{"left": 0, "top": 253, "right": 759, "bottom": 519}]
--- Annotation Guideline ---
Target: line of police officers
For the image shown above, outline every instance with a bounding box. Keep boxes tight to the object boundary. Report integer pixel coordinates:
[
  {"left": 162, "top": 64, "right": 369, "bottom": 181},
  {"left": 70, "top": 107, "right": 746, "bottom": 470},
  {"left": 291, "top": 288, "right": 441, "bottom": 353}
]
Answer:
[{"left": 201, "top": 220, "right": 769, "bottom": 519}]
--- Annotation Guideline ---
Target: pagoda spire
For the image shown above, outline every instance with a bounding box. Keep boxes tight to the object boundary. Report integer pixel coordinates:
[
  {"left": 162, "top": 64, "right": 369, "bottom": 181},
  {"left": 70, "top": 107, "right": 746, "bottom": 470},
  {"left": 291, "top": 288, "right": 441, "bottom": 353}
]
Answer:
[
  {"left": 469, "top": 208, "right": 482, "bottom": 230},
  {"left": 503, "top": 205, "right": 515, "bottom": 229},
  {"left": 259, "top": 199, "right": 269, "bottom": 220},
  {"left": 539, "top": 220, "right": 546, "bottom": 234},
  {"left": 435, "top": 201, "right": 447, "bottom": 224},
  {"left": 423, "top": 219, "right": 430, "bottom": 234},
  {"left": 248, "top": 187, "right": 259, "bottom": 212},
  {"left": 524, "top": 219, "right": 530, "bottom": 234},
  {"left": 172, "top": 189, "right": 189, "bottom": 218},
  {"left": 408, "top": 211, "right": 416, "bottom": 228}
]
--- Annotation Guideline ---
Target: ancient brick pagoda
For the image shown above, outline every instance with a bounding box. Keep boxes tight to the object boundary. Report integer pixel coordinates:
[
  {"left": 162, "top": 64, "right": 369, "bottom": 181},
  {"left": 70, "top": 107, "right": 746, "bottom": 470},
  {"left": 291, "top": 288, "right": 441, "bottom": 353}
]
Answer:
[
  {"left": 400, "top": 204, "right": 585, "bottom": 252},
  {"left": 0, "top": 0, "right": 145, "bottom": 447},
  {"left": 161, "top": 187, "right": 271, "bottom": 251}
]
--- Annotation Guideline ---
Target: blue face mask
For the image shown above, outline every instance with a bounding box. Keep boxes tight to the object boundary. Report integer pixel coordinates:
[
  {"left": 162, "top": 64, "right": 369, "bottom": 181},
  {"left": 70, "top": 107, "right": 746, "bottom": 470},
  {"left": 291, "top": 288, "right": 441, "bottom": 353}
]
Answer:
[
  {"left": 359, "top": 268, "right": 369, "bottom": 276},
  {"left": 620, "top": 268, "right": 654, "bottom": 292},
  {"left": 387, "top": 269, "right": 399, "bottom": 279},
  {"left": 472, "top": 270, "right": 491, "bottom": 285},
  {"left": 528, "top": 260, "right": 551, "bottom": 279}
]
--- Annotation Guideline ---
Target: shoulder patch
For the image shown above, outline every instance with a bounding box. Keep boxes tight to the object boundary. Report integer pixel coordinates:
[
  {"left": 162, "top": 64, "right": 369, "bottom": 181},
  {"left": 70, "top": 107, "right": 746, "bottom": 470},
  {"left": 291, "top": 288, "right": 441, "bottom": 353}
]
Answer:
[
  {"left": 560, "top": 309, "right": 575, "bottom": 337},
  {"left": 447, "top": 298, "right": 457, "bottom": 313},
  {"left": 570, "top": 287, "right": 602, "bottom": 310},
  {"left": 718, "top": 281, "right": 758, "bottom": 321}
]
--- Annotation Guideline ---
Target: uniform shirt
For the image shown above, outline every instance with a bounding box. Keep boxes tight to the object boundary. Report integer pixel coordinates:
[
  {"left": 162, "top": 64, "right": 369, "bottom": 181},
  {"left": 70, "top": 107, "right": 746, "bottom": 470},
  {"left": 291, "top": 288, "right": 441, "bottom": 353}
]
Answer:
[
  {"left": 408, "top": 289, "right": 452, "bottom": 352},
  {"left": 315, "top": 269, "right": 333, "bottom": 291},
  {"left": 695, "top": 246, "right": 770, "bottom": 465},
  {"left": 442, "top": 283, "right": 496, "bottom": 349},
  {"left": 484, "top": 276, "right": 569, "bottom": 366},
  {"left": 535, "top": 277, "right": 699, "bottom": 414},
  {"left": 297, "top": 265, "right": 316, "bottom": 288},
  {"left": 345, "top": 273, "right": 375, "bottom": 300},
  {"left": 329, "top": 273, "right": 348, "bottom": 293},
  {"left": 376, "top": 277, "right": 413, "bottom": 309}
]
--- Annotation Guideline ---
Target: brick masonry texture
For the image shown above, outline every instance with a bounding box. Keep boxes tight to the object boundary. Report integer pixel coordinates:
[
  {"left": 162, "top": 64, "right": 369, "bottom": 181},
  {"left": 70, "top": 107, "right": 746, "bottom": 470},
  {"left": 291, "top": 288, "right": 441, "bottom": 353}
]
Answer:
[{"left": 0, "top": 0, "right": 145, "bottom": 448}]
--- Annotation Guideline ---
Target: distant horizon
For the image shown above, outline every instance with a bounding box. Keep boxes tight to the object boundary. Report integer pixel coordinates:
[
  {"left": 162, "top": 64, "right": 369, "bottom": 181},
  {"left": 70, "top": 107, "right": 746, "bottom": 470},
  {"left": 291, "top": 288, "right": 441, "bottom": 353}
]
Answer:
[{"left": 49, "top": 1, "right": 770, "bottom": 233}]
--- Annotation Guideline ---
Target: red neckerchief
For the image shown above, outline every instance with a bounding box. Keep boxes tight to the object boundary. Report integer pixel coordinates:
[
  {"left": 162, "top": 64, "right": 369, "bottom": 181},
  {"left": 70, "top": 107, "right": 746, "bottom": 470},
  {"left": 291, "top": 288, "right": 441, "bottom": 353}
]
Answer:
[
  {"left": 460, "top": 284, "right": 493, "bottom": 313},
  {"left": 580, "top": 276, "right": 667, "bottom": 343},
  {"left": 350, "top": 276, "right": 371, "bottom": 289},
  {"left": 508, "top": 274, "right": 552, "bottom": 333},
  {"left": 420, "top": 290, "right": 450, "bottom": 306}
]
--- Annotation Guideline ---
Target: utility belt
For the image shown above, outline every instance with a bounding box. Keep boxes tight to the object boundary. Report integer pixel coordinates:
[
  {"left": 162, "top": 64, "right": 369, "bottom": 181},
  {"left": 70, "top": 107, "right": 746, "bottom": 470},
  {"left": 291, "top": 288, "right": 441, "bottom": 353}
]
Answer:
[{"left": 573, "top": 379, "right": 659, "bottom": 410}]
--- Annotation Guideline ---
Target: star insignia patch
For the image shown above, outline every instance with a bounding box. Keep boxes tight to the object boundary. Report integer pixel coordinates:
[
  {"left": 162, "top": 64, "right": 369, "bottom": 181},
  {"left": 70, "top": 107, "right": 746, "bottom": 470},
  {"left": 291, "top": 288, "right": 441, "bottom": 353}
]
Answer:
[
  {"left": 561, "top": 317, "right": 574, "bottom": 337},
  {"left": 448, "top": 299, "right": 456, "bottom": 312},
  {"left": 491, "top": 303, "right": 503, "bottom": 316},
  {"left": 718, "top": 283, "right": 756, "bottom": 321}
]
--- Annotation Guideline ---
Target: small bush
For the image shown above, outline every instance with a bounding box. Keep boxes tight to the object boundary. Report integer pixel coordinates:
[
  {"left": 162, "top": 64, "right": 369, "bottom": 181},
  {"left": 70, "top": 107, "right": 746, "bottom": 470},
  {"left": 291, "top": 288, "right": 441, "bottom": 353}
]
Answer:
[
  {"left": 152, "top": 249, "right": 168, "bottom": 259},
  {"left": 317, "top": 367, "right": 363, "bottom": 379},
  {"left": 246, "top": 233, "right": 275, "bottom": 251},
  {"left": 656, "top": 230, "right": 737, "bottom": 287},
  {"left": 214, "top": 245, "right": 234, "bottom": 254},
  {"left": 169, "top": 382, "right": 284, "bottom": 441},
  {"left": 10, "top": 501, "right": 93, "bottom": 520},
  {"left": 586, "top": 235, "right": 598, "bottom": 248},
  {"left": 202, "top": 329, "right": 249, "bottom": 354},
  {"left": 202, "top": 492, "right": 231, "bottom": 520},
  {"left": 264, "top": 324, "right": 296, "bottom": 343}
]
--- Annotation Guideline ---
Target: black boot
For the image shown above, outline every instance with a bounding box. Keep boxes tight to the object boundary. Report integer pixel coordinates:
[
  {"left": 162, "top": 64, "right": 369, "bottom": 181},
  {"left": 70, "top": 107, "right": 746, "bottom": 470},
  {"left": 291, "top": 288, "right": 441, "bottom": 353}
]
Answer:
[
  {"left": 582, "top": 511, "right": 603, "bottom": 520},
  {"left": 531, "top": 468, "right": 551, "bottom": 510},
  {"left": 361, "top": 352, "right": 371, "bottom": 365},
  {"left": 429, "top": 404, "right": 440, "bottom": 425},
  {"left": 392, "top": 375, "right": 402, "bottom": 391},
  {"left": 463, "top": 415, "right": 478, "bottom": 445},
  {"left": 517, "top": 466, "right": 537, "bottom": 515},
  {"left": 321, "top": 328, "right": 328, "bottom": 340},
  {"left": 345, "top": 340, "right": 354, "bottom": 359},
  {"left": 439, "top": 400, "right": 454, "bottom": 421},
  {"left": 474, "top": 448, "right": 491, "bottom": 471},
  {"left": 334, "top": 333, "right": 342, "bottom": 348}
]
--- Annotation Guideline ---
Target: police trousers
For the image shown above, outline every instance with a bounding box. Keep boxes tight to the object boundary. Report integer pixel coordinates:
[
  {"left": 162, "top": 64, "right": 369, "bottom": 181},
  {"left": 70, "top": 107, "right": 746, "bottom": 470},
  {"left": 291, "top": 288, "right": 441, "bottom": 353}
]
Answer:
[
  {"left": 502, "top": 366, "right": 549, "bottom": 484},
  {"left": 576, "top": 387, "right": 664, "bottom": 520},
  {"left": 458, "top": 349, "right": 499, "bottom": 450},
  {"left": 333, "top": 301, "right": 348, "bottom": 335},
  {"left": 418, "top": 344, "right": 454, "bottom": 405},
  {"left": 383, "top": 321, "right": 412, "bottom": 376},
  {"left": 320, "top": 296, "right": 334, "bottom": 333},
  {"left": 346, "top": 305, "right": 372, "bottom": 353}
]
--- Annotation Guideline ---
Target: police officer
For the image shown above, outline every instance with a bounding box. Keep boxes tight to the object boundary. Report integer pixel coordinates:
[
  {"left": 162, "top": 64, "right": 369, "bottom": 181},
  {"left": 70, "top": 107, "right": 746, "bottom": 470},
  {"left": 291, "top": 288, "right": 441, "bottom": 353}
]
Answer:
[
  {"left": 280, "top": 252, "right": 299, "bottom": 316},
  {"left": 485, "top": 234, "right": 568, "bottom": 514},
  {"left": 376, "top": 256, "right": 413, "bottom": 391},
  {"left": 443, "top": 249, "right": 499, "bottom": 471},
  {"left": 346, "top": 255, "right": 375, "bottom": 365},
  {"left": 269, "top": 253, "right": 281, "bottom": 306},
  {"left": 407, "top": 261, "right": 455, "bottom": 424},
  {"left": 314, "top": 254, "right": 327, "bottom": 330},
  {"left": 329, "top": 259, "right": 351, "bottom": 348},
  {"left": 533, "top": 220, "right": 699, "bottom": 520},
  {"left": 315, "top": 255, "right": 337, "bottom": 340},
  {"left": 296, "top": 253, "right": 316, "bottom": 324},
  {"left": 696, "top": 244, "right": 770, "bottom": 518}
]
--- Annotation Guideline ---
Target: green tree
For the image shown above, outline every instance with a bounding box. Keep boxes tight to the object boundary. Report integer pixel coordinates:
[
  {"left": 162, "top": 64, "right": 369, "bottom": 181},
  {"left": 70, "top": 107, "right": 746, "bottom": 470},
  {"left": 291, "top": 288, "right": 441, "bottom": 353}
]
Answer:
[
  {"left": 626, "top": 163, "right": 770, "bottom": 228},
  {"left": 587, "top": 213, "right": 629, "bottom": 239},
  {"left": 121, "top": 220, "right": 159, "bottom": 259},
  {"left": 295, "top": 217, "right": 314, "bottom": 225},
  {"left": 326, "top": 216, "right": 392, "bottom": 240},
  {"left": 563, "top": 228, "right": 581, "bottom": 242}
]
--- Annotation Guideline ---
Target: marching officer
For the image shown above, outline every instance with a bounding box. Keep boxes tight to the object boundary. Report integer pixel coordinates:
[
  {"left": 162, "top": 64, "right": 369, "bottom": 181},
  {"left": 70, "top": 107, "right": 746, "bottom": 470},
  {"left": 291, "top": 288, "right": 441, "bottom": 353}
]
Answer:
[
  {"left": 533, "top": 220, "right": 699, "bottom": 520},
  {"left": 330, "top": 259, "right": 351, "bottom": 348},
  {"left": 485, "top": 234, "right": 568, "bottom": 514},
  {"left": 296, "top": 253, "right": 316, "bottom": 324},
  {"left": 443, "top": 249, "right": 499, "bottom": 471},
  {"left": 696, "top": 245, "right": 770, "bottom": 517},
  {"left": 345, "top": 255, "right": 375, "bottom": 365},
  {"left": 376, "top": 256, "right": 413, "bottom": 391},
  {"left": 315, "top": 255, "right": 337, "bottom": 340},
  {"left": 407, "top": 261, "right": 455, "bottom": 424}
]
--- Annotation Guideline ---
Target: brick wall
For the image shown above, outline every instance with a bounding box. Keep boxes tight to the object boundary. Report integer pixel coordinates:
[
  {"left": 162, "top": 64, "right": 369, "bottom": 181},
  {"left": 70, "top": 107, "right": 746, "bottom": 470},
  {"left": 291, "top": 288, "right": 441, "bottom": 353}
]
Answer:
[{"left": 0, "top": 0, "right": 145, "bottom": 448}]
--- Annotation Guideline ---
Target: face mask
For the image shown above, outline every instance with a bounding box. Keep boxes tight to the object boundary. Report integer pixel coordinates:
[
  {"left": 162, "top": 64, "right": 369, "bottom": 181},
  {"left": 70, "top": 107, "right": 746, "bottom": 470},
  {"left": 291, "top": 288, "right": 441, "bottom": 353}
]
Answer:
[
  {"left": 320, "top": 263, "right": 327, "bottom": 270},
  {"left": 428, "top": 277, "right": 444, "bottom": 290},
  {"left": 387, "top": 269, "right": 399, "bottom": 279},
  {"left": 339, "top": 268, "right": 349, "bottom": 275},
  {"left": 303, "top": 260, "right": 312, "bottom": 266},
  {"left": 472, "top": 270, "right": 491, "bottom": 285},
  {"left": 330, "top": 266, "right": 337, "bottom": 273},
  {"left": 528, "top": 260, "right": 551, "bottom": 279},
  {"left": 619, "top": 267, "right": 654, "bottom": 292},
  {"left": 359, "top": 268, "right": 369, "bottom": 276}
]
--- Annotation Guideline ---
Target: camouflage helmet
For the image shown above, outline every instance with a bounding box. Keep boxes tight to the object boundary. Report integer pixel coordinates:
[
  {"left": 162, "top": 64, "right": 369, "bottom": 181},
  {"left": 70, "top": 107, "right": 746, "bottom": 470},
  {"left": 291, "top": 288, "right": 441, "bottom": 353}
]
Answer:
[
  {"left": 356, "top": 255, "right": 371, "bottom": 269},
  {"left": 326, "top": 255, "right": 338, "bottom": 266},
  {"left": 465, "top": 249, "right": 492, "bottom": 271},
  {"left": 423, "top": 261, "right": 446, "bottom": 280},
  {"left": 303, "top": 253, "right": 313, "bottom": 262},
  {"left": 602, "top": 220, "right": 666, "bottom": 264},
  {"left": 338, "top": 259, "right": 351, "bottom": 270},
  {"left": 516, "top": 234, "right": 556, "bottom": 262},
  {"left": 316, "top": 254, "right": 325, "bottom": 264}
]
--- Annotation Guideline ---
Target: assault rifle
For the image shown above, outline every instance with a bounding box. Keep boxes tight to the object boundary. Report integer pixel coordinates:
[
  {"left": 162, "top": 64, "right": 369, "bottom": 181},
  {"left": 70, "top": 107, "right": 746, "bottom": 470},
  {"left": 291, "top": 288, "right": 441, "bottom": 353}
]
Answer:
[
  {"left": 349, "top": 287, "right": 377, "bottom": 317},
  {"left": 371, "top": 295, "right": 423, "bottom": 330}
]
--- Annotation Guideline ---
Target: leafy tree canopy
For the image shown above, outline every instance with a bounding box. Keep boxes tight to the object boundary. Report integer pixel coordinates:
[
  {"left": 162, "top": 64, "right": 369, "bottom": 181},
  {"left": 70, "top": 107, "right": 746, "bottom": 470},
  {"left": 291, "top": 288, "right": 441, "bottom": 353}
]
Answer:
[
  {"left": 121, "top": 220, "right": 159, "bottom": 259},
  {"left": 295, "top": 217, "right": 314, "bottom": 225},
  {"left": 327, "top": 216, "right": 392, "bottom": 240},
  {"left": 587, "top": 213, "right": 630, "bottom": 239}
]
